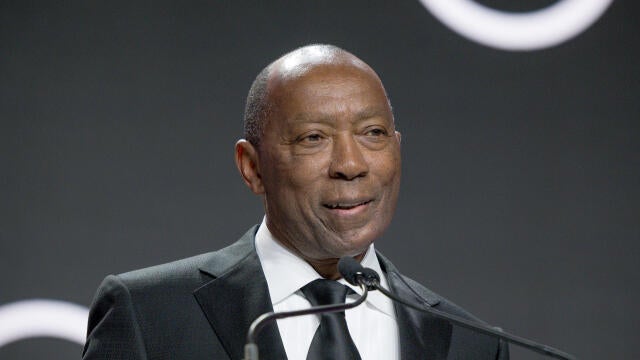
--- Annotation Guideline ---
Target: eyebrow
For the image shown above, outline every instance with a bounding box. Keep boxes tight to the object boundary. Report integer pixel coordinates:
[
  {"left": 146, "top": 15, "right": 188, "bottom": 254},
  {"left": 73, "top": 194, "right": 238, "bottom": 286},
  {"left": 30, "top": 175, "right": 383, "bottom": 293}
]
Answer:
[
  {"left": 290, "top": 106, "right": 390, "bottom": 124},
  {"left": 354, "top": 107, "right": 388, "bottom": 121}
]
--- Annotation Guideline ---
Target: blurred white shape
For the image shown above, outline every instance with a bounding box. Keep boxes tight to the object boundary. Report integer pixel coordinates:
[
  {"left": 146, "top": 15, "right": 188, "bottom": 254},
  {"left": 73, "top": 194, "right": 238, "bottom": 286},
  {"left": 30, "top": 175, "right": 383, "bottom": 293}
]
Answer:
[
  {"left": 419, "top": 0, "right": 613, "bottom": 50},
  {"left": 0, "top": 299, "right": 89, "bottom": 347}
]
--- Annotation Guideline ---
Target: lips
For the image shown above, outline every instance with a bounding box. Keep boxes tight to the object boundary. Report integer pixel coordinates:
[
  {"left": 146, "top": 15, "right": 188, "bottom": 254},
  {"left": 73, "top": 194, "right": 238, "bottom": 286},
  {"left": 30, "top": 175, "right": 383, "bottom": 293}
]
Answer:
[{"left": 323, "top": 199, "right": 372, "bottom": 210}]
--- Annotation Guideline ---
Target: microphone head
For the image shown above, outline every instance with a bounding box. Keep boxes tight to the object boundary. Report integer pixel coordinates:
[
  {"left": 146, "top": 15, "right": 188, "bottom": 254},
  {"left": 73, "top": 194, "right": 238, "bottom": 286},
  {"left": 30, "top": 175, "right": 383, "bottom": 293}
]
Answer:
[
  {"left": 361, "top": 267, "right": 381, "bottom": 285},
  {"left": 338, "top": 256, "right": 365, "bottom": 286}
]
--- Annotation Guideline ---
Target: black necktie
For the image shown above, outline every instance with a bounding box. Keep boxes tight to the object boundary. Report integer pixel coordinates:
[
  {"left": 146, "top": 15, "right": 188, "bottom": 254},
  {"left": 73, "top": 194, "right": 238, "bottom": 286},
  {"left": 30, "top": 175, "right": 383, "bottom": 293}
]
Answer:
[{"left": 301, "top": 279, "right": 362, "bottom": 360}]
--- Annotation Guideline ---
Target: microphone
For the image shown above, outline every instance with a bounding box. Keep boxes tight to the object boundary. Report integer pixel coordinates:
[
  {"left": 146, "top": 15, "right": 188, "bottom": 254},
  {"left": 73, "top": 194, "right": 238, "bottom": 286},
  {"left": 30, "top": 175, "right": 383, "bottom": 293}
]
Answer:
[
  {"left": 338, "top": 256, "right": 380, "bottom": 290},
  {"left": 243, "top": 257, "right": 371, "bottom": 360},
  {"left": 338, "top": 257, "right": 576, "bottom": 360}
]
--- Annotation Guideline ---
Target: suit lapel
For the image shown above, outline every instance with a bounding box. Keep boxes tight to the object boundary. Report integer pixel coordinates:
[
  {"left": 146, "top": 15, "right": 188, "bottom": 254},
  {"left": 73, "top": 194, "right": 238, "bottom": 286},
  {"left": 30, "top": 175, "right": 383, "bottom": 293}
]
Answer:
[
  {"left": 193, "top": 227, "right": 287, "bottom": 360},
  {"left": 379, "top": 254, "right": 452, "bottom": 360}
]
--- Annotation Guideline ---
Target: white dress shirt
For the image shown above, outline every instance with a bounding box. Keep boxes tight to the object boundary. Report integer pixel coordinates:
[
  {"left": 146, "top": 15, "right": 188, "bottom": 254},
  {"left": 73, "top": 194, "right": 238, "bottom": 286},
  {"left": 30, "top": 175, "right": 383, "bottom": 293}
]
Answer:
[{"left": 255, "top": 218, "right": 400, "bottom": 360}]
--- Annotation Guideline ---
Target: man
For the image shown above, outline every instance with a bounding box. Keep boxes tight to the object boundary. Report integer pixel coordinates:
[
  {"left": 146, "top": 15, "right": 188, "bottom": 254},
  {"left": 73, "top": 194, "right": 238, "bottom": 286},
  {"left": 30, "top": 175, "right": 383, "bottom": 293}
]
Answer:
[{"left": 83, "top": 44, "right": 508, "bottom": 359}]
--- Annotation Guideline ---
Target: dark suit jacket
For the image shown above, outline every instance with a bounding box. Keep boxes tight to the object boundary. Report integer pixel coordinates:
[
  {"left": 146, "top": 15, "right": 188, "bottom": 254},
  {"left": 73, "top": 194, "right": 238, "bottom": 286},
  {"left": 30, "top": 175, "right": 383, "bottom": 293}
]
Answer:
[{"left": 83, "top": 226, "right": 508, "bottom": 359}]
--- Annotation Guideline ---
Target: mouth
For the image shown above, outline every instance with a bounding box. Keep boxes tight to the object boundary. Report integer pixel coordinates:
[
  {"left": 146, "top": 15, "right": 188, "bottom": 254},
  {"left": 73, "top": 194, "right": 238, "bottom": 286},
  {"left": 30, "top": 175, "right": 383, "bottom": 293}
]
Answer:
[{"left": 323, "top": 199, "right": 373, "bottom": 210}]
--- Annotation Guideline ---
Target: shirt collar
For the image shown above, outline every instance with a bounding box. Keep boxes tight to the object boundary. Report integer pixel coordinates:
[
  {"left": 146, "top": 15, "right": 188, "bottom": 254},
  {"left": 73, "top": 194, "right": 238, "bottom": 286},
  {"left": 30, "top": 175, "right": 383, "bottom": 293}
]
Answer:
[{"left": 255, "top": 217, "right": 395, "bottom": 318}]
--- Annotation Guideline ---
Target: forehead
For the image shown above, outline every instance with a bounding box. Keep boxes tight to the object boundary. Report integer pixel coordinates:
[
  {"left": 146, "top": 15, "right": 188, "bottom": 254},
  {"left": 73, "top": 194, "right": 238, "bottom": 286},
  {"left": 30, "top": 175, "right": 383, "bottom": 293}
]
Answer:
[{"left": 267, "top": 63, "right": 391, "bottom": 122}]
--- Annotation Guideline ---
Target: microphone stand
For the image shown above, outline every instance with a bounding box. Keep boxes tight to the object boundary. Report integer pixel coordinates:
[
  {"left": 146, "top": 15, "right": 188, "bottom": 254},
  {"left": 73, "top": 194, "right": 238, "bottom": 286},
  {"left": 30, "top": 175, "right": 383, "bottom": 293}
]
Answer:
[
  {"left": 243, "top": 282, "right": 369, "bottom": 360},
  {"left": 372, "top": 281, "right": 576, "bottom": 360}
]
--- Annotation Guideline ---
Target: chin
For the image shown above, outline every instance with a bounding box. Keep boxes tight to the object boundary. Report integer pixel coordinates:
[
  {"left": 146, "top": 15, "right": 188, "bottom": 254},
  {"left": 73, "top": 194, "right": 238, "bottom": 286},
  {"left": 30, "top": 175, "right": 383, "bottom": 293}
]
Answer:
[{"left": 330, "top": 231, "right": 377, "bottom": 257}]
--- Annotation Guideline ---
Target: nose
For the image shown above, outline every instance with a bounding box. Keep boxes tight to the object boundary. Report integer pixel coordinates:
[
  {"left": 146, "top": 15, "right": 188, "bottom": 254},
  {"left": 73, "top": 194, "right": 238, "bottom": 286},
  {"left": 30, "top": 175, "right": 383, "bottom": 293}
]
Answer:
[{"left": 329, "top": 134, "right": 369, "bottom": 180}]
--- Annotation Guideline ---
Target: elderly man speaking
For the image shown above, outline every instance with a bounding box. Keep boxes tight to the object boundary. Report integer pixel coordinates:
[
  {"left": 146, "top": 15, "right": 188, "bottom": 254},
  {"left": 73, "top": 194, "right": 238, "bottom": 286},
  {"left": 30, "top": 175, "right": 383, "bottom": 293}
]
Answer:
[{"left": 83, "top": 44, "right": 508, "bottom": 360}]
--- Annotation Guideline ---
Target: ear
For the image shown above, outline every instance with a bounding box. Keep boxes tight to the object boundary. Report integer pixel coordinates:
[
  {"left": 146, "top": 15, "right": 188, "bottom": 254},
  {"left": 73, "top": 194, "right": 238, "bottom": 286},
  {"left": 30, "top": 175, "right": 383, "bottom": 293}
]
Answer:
[
  {"left": 235, "top": 139, "right": 265, "bottom": 195},
  {"left": 395, "top": 130, "right": 402, "bottom": 145}
]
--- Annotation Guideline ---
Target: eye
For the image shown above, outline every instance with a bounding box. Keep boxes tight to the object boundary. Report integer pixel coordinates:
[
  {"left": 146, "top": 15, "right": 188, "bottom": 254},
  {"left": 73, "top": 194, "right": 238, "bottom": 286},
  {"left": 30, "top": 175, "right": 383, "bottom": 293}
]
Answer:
[
  {"left": 365, "top": 127, "right": 388, "bottom": 137},
  {"left": 303, "top": 133, "right": 322, "bottom": 142},
  {"left": 296, "top": 131, "right": 326, "bottom": 146},
  {"left": 359, "top": 126, "right": 392, "bottom": 150}
]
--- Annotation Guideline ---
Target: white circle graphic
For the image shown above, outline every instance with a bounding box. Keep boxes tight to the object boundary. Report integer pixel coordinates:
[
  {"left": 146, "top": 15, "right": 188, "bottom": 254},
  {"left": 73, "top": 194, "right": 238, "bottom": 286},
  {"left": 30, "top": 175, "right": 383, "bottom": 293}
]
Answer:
[
  {"left": 418, "top": 0, "right": 613, "bottom": 50},
  {"left": 0, "top": 299, "right": 89, "bottom": 348}
]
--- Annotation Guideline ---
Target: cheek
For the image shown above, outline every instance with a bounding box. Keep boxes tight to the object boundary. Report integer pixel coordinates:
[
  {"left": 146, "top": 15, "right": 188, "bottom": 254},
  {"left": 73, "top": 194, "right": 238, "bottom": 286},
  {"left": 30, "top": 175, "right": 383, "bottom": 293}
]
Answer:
[
  {"left": 373, "top": 151, "right": 401, "bottom": 184},
  {"left": 284, "top": 155, "right": 329, "bottom": 186},
  {"left": 263, "top": 155, "right": 328, "bottom": 195}
]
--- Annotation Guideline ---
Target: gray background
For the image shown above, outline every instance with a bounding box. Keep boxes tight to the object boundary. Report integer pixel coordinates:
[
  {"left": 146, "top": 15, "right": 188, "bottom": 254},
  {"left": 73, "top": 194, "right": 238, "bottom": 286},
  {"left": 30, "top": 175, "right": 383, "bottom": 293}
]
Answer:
[{"left": 1, "top": 1, "right": 638, "bottom": 359}]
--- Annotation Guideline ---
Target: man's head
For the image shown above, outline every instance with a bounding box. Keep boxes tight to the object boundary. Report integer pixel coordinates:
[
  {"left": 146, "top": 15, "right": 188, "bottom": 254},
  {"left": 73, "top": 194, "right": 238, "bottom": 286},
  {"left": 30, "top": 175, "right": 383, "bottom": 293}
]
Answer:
[{"left": 236, "top": 44, "right": 401, "bottom": 278}]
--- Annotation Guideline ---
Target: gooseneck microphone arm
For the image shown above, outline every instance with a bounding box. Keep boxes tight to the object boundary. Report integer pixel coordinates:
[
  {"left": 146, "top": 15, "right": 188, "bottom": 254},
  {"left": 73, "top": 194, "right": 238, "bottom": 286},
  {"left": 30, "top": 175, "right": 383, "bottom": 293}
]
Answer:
[
  {"left": 243, "top": 280, "right": 369, "bottom": 360},
  {"left": 338, "top": 256, "right": 577, "bottom": 360},
  {"left": 374, "top": 284, "right": 575, "bottom": 360}
]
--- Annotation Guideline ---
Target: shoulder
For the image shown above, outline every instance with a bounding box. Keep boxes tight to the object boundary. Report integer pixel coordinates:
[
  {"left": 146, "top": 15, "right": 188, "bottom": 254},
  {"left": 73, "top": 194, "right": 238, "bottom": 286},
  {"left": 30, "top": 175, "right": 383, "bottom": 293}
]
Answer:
[
  {"left": 88, "top": 251, "right": 221, "bottom": 328},
  {"left": 115, "top": 252, "right": 215, "bottom": 293},
  {"left": 83, "top": 228, "right": 259, "bottom": 359},
  {"left": 111, "top": 225, "right": 260, "bottom": 294}
]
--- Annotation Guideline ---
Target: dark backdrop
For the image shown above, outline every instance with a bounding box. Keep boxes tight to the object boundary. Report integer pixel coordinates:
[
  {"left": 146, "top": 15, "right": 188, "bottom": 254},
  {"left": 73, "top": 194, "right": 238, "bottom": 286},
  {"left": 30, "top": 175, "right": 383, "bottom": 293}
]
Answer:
[{"left": 1, "top": 1, "right": 638, "bottom": 359}]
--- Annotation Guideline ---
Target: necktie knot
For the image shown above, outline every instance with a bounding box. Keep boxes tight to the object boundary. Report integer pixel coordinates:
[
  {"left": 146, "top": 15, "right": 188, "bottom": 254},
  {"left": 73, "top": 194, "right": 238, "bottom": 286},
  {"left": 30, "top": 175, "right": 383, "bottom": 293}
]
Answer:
[{"left": 301, "top": 279, "right": 349, "bottom": 307}]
